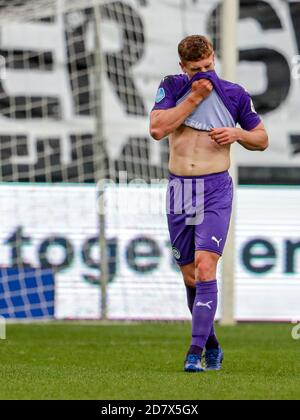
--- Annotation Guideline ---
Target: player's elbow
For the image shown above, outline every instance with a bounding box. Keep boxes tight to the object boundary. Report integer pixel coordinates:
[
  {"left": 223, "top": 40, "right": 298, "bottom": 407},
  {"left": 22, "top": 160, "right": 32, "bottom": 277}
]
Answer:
[
  {"left": 150, "top": 126, "right": 166, "bottom": 141},
  {"left": 150, "top": 111, "right": 169, "bottom": 140},
  {"left": 260, "top": 134, "right": 269, "bottom": 151},
  {"left": 260, "top": 143, "right": 268, "bottom": 152}
]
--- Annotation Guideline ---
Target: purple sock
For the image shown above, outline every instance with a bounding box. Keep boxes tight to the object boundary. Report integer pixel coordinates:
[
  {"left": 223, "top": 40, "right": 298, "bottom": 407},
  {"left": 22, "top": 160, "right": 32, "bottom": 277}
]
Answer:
[
  {"left": 189, "top": 280, "right": 218, "bottom": 355},
  {"left": 206, "top": 329, "right": 220, "bottom": 350},
  {"left": 185, "top": 284, "right": 219, "bottom": 350}
]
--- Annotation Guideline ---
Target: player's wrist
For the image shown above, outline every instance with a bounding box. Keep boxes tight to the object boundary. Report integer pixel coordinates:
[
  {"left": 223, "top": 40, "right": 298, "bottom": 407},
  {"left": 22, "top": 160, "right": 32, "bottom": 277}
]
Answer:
[
  {"left": 187, "top": 92, "right": 203, "bottom": 107},
  {"left": 235, "top": 128, "right": 244, "bottom": 141}
]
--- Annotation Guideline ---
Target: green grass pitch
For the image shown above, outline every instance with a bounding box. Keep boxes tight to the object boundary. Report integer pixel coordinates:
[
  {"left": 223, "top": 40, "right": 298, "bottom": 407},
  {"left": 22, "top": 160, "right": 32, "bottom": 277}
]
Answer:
[{"left": 0, "top": 323, "right": 299, "bottom": 400}]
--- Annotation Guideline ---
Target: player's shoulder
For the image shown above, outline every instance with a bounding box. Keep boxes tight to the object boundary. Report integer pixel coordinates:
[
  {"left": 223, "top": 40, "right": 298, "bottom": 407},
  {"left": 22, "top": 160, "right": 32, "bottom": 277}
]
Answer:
[
  {"left": 162, "top": 74, "right": 188, "bottom": 82},
  {"left": 220, "top": 79, "right": 245, "bottom": 93},
  {"left": 153, "top": 74, "right": 188, "bottom": 109},
  {"left": 220, "top": 79, "right": 251, "bottom": 101},
  {"left": 160, "top": 74, "right": 189, "bottom": 89}
]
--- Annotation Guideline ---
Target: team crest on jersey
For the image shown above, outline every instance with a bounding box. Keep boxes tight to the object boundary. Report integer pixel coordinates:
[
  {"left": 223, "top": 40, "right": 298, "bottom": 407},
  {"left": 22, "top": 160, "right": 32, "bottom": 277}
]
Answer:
[
  {"left": 155, "top": 87, "right": 165, "bottom": 103},
  {"left": 172, "top": 247, "right": 181, "bottom": 260}
]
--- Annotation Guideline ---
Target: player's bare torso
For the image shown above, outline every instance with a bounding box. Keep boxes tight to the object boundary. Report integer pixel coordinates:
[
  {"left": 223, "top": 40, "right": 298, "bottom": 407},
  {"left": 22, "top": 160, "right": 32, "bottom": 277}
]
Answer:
[
  {"left": 168, "top": 126, "right": 231, "bottom": 177},
  {"left": 151, "top": 71, "right": 263, "bottom": 176}
]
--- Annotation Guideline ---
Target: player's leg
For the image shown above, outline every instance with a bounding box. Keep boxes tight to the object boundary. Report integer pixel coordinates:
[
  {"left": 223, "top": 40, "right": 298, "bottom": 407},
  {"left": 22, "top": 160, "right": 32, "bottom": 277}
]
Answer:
[
  {"left": 184, "top": 251, "right": 219, "bottom": 373},
  {"left": 180, "top": 262, "right": 219, "bottom": 348},
  {"left": 189, "top": 251, "right": 224, "bottom": 371},
  {"left": 186, "top": 171, "right": 233, "bottom": 372},
  {"left": 166, "top": 176, "right": 204, "bottom": 372},
  {"left": 181, "top": 256, "right": 221, "bottom": 373},
  {"left": 187, "top": 251, "right": 220, "bottom": 357},
  {"left": 168, "top": 234, "right": 207, "bottom": 373}
]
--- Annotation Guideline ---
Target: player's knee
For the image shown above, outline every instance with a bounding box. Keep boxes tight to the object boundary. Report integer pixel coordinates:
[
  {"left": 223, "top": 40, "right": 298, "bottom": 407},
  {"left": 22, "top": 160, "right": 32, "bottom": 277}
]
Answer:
[
  {"left": 183, "top": 273, "right": 195, "bottom": 288},
  {"left": 195, "top": 254, "right": 217, "bottom": 281},
  {"left": 180, "top": 263, "right": 196, "bottom": 288}
]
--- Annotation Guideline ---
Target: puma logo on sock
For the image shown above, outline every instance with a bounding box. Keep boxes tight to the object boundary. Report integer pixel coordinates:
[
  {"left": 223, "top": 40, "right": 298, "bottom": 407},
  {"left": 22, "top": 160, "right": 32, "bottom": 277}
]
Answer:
[{"left": 196, "top": 301, "right": 213, "bottom": 310}]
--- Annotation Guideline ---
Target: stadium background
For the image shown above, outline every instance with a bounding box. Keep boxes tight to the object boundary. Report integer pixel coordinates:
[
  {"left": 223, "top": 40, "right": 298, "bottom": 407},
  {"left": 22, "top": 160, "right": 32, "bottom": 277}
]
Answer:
[{"left": 0, "top": 0, "right": 299, "bottom": 322}]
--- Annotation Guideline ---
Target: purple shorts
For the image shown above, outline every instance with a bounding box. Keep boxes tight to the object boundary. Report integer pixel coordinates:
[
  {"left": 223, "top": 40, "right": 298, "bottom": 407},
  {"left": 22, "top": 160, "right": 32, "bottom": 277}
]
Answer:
[{"left": 167, "top": 171, "right": 233, "bottom": 266}]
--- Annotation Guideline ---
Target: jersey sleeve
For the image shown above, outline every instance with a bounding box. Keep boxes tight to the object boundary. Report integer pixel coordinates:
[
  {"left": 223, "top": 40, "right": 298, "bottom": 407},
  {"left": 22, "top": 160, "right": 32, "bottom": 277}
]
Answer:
[
  {"left": 237, "top": 89, "right": 262, "bottom": 131},
  {"left": 152, "top": 77, "right": 177, "bottom": 111}
]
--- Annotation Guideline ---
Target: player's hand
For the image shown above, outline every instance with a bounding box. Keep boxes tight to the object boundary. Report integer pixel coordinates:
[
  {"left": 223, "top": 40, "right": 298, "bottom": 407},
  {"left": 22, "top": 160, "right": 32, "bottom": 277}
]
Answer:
[
  {"left": 190, "top": 79, "right": 213, "bottom": 104},
  {"left": 209, "top": 128, "right": 243, "bottom": 146}
]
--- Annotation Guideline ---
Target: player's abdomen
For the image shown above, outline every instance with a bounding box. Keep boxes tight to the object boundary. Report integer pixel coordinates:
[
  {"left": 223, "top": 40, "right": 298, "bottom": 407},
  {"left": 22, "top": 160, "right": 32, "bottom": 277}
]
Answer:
[{"left": 169, "top": 127, "right": 231, "bottom": 177}]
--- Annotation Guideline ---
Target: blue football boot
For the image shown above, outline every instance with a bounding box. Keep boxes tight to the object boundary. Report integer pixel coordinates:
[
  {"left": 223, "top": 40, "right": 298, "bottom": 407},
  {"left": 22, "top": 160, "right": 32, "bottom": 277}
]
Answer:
[
  {"left": 184, "top": 354, "right": 205, "bottom": 373},
  {"left": 204, "top": 348, "right": 224, "bottom": 371}
]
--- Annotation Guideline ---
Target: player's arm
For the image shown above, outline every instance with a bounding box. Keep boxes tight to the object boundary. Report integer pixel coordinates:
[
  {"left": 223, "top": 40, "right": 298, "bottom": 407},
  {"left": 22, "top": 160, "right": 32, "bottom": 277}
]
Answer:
[
  {"left": 209, "top": 123, "right": 269, "bottom": 151},
  {"left": 209, "top": 89, "right": 269, "bottom": 151},
  {"left": 150, "top": 80, "right": 213, "bottom": 141},
  {"left": 237, "top": 123, "right": 269, "bottom": 151}
]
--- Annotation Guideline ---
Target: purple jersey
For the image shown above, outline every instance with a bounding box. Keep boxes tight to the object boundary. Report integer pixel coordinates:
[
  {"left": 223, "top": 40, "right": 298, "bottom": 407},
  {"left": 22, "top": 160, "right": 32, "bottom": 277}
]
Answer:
[{"left": 152, "top": 70, "right": 261, "bottom": 131}]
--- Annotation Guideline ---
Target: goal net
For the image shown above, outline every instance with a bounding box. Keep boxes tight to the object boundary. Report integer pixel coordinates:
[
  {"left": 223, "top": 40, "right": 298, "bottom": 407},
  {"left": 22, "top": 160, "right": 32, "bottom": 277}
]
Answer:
[{"left": 0, "top": 0, "right": 230, "bottom": 320}]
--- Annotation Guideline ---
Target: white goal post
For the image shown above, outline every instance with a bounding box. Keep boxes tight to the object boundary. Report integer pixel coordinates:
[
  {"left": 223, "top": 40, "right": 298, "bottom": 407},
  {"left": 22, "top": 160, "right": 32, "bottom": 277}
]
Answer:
[{"left": 220, "top": 0, "right": 240, "bottom": 326}]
